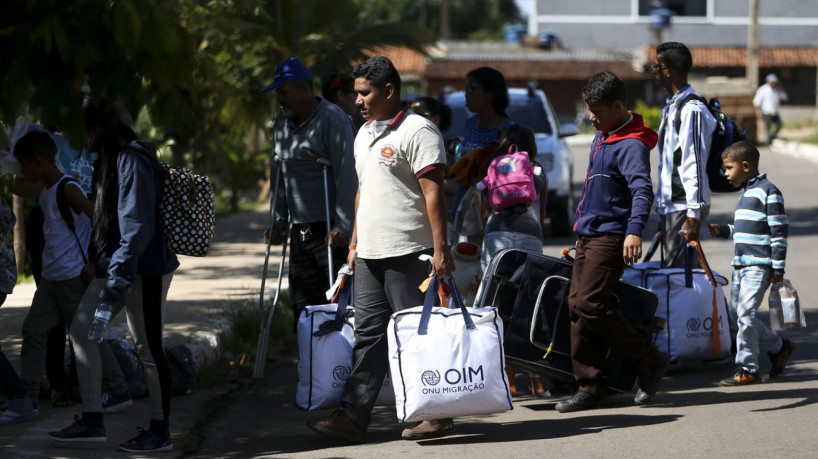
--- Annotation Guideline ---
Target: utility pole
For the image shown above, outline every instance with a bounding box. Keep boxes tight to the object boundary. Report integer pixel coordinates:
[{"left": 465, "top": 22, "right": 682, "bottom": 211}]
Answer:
[
  {"left": 812, "top": 46, "right": 818, "bottom": 124},
  {"left": 440, "top": 0, "right": 451, "bottom": 40},
  {"left": 747, "top": 0, "right": 759, "bottom": 90}
]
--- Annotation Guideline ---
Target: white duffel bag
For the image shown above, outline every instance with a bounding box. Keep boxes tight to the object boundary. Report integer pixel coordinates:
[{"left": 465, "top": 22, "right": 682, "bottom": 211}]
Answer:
[
  {"left": 387, "top": 275, "right": 513, "bottom": 422},
  {"left": 295, "top": 278, "right": 354, "bottom": 410},
  {"left": 622, "top": 240, "right": 732, "bottom": 362}
]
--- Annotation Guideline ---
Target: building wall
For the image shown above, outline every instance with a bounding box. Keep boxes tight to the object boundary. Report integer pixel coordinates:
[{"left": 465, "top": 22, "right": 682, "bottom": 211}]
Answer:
[{"left": 535, "top": 0, "right": 818, "bottom": 48}]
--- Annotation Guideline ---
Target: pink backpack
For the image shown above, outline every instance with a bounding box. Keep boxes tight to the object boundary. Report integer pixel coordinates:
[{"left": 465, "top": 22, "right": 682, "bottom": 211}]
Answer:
[{"left": 478, "top": 145, "right": 536, "bottom": 212}]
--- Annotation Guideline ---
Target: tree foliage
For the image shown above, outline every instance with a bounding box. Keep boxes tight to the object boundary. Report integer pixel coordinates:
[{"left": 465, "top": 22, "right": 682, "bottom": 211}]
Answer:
[
  {"left": 355, "top": 0, "right": 523, "bottom": 41},
  {"left": 0, "top": 0, "right": 195, "bottom": 145},
  {"left": 1, "top": 0, "right": 434, "bottom": 213}
]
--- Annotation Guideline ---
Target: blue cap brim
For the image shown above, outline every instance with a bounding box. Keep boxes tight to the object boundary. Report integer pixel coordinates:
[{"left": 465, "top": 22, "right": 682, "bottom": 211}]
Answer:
[{"left": 262, "top": 80, "right": 281, "bottom": 93}]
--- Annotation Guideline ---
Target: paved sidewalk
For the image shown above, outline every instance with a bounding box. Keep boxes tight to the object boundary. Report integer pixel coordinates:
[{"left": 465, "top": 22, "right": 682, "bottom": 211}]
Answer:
[{"left": 0, "top": 207, "right": 280, "bottom": 458}]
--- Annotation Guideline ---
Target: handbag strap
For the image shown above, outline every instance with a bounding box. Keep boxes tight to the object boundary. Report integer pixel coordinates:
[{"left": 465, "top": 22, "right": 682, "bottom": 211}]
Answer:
[
  {"left": 333, "top": 276, "right": 353, "bottom": 323},
  {"left": 312, "top": 276, "right": 353, "bottom": 337},
  {"left": 687, "top": 239, "right": 722, "bottom": 354},
  {"left": 643, "top": 232, "right": 663, "bottom": 262},
  {"left": 418, "top": 275, "right": 476, "bottom": 335}
]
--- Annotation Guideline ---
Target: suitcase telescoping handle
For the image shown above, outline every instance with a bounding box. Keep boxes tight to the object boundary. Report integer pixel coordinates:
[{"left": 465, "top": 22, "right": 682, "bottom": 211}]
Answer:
[{"left": 418, "top": 275, "right": 476, "bottom": 335}]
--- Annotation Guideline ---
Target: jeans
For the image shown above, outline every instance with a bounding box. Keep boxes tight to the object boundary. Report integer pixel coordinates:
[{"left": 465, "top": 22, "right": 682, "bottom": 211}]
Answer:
[
  {"left": 761, "top": 113, "right": 782, "bottom": 145},
  {"left": 340, "top": 249, "right": 431, "bottom": 428},
  {"left": 481, "top": 230, "right": 542, "bottom": 272},
  {"left": 568, "top": 235, "right": 658, "bottom": 390},
  {"left": 731, "top": 266, "right": 782, "bottom": 374}
]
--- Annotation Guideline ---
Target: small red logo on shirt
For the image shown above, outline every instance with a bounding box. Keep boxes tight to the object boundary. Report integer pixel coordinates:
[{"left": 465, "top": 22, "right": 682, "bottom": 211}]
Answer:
[{"left": 380, "top": 147, "right": 395, "bottom": 158}]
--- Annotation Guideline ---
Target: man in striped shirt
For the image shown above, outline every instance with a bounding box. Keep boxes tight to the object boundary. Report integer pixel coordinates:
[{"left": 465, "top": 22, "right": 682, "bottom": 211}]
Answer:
[{"left": 708, "top": 141, "right": 794, "bottom": 386}]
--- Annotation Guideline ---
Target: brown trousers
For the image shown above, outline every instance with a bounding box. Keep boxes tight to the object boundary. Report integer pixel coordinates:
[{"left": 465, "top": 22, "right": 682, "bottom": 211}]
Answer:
[{"left": 568, "top": 235, "right": 658, "bottom": 392}]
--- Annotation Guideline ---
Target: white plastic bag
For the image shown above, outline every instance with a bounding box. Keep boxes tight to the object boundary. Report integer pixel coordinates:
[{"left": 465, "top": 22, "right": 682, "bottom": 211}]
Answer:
[
  {"left": 451, "top": 185, "right": 484, "bottom": 242},
  {"left": 769, "top": 279, "right": 805, "bottom": 332}
]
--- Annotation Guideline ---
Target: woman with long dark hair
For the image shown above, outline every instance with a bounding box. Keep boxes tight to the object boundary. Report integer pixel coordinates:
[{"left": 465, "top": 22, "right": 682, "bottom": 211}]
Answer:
[
  {"left": 448, "top": 67, "right": 513, "bottom": 224},
  {"left": 48, "top": 99, "right": 179, "bottom": 453}
]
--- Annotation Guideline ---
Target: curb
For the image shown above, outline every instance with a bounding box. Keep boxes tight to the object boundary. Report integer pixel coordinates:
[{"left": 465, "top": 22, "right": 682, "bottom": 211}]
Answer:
[{"left": 771, "top": 138, "right": 818, "bottom": 163}]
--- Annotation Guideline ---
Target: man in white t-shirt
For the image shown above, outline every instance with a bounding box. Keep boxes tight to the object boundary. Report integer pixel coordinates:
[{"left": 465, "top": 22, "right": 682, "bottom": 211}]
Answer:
[
  {"left": 307, "top": 57, "right": 454, "bottom": 443},
  {"left": 753, "top": 74, "right": 788, "bottom": 145}
]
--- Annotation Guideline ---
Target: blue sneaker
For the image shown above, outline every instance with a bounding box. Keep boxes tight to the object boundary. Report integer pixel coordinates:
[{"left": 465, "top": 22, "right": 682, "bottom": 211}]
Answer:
[
  {"left": 0, "top": 406, "right": 39, "bottom": 425},
  {"left": 48, "top": 415, "right": 107, "bottom": 442},
  {"left": 118, "top": 427, "right": 173, "bottom": 453},
  {"left": 102, "top": 391, "right": 133, "bottom": 414}
]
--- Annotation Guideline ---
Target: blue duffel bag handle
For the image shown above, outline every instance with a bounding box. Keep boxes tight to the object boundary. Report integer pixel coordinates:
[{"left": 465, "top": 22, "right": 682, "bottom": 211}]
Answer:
[
  {"left": 418, "top": 274, "right": 476, "bottom": 335},
  {"left": 313, "top": 277, "right": 353, "bottom": 337}
]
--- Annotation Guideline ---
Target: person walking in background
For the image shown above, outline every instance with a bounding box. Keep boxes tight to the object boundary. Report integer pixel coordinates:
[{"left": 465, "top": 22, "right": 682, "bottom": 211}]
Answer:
[
  {"left": 307, "top": 56, "right": 454, "bottom": 443},
  {"left": 653, "top": 42, "right": 717, "bottom": 268},
  {"left": 708, "top": 141, "right": 794, "bottom": 386},
  {"left": 556, "top": 71, "right": 669, "bottom": 413},
  {"left": 321, "top": 73, "right": 365, "bottom": 131},
  {"left": 753, "top": 74, "right": 788, "bottom": 145},
  {"left": 264, "top": 58, "right": 358, "bottom": 329},
  {"left": 48, "top": 98, "right": 179, "bottom": 453}
]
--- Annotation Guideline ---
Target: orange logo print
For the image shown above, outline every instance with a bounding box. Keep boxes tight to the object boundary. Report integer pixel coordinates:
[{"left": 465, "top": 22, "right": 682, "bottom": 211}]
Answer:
[{"left": 380, "top": 147, "right": 395, "bottom": 158}]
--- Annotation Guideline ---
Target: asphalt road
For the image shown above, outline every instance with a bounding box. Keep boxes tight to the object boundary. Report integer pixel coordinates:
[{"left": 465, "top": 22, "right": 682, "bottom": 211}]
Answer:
[{"left": 188, "top": 137, "right": 818, "bottom": 458}]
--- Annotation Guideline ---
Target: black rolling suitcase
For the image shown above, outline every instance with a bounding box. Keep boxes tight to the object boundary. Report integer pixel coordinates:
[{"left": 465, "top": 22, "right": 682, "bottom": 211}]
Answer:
[{"left": 474, "top": 248, "right": 662, "bottom": 392}]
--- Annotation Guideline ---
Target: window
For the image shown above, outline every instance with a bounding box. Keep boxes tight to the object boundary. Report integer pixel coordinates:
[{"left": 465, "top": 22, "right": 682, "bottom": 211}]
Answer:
[{"left": 638, "top": 0, "right": 707, "bottom": 17}]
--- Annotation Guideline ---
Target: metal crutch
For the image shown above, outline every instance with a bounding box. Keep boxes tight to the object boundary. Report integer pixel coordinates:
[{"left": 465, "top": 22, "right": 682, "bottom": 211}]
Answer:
[
  {"left": 253, "top": 155, "right": 288, "bottom": 379},
  {"left": 316, "top": 157, "right": 335, "bottom": 289}
]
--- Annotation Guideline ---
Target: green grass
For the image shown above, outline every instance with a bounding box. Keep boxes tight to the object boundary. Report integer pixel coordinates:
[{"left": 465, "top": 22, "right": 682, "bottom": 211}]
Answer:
[
  {"left": 799, "top": 134, "right": 818, "bottom": 145},
  {"left": 782, "top": 120, "right": 816, "bottom": 130},
  {"left": 214, "top": 291, "right": 296, "bottom": 368},
  {"left": 196, "top": 292, "right": 296, "bottom": 388},
  {"left": 215, "top": 194, "right": 263, "bottom": 219}
]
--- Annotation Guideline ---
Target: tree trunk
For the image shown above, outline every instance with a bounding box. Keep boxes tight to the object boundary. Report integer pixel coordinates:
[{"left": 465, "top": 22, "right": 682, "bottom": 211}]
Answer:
[{"left": 12, "top": 195, "right": 26, "bottom": 276}]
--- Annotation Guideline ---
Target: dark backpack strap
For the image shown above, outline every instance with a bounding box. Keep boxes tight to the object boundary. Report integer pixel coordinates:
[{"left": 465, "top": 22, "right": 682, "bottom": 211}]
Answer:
[
  {"left": 56, "top": 177, "right": 77, "bottom": 233},
  {"left": 673, "top": 94, "right": 707, "bottom": 136},
  {"left": 56, "top": 177, "right": 89, "bottom": 264}
]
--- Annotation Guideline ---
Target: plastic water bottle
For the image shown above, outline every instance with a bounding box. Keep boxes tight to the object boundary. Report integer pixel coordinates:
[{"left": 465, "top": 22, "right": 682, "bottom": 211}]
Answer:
[{"left": 87, "top": 303, "right": 113, "bottom": 343}]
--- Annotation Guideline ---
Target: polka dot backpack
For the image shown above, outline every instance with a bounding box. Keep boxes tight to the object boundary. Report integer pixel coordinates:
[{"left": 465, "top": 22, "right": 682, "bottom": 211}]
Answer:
[{"left": 158, "top": 161, "right": 215, "bottom": 257}]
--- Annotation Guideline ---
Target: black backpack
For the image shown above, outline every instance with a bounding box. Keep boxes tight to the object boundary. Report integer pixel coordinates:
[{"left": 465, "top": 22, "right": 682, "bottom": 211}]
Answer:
[{"left": 673, "top": 95, "right": 746, "bottom": 193}]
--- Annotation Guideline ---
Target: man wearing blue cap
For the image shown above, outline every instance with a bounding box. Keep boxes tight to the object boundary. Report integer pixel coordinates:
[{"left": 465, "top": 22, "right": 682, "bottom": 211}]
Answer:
[{"left": 264, "top": 57, "right": 358, "bottom": 327}]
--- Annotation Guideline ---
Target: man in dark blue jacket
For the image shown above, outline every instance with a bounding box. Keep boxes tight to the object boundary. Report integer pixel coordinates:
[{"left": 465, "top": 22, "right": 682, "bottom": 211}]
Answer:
[{"left": 557, "top": 71, "right": 669, "bottom": 413}]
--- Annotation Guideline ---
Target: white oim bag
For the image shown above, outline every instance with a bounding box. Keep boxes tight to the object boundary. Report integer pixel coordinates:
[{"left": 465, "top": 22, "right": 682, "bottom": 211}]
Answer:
[
  {"left": 387, "top": 275, "right": 512, "bottom": 422},
  {"left": 295, "top": 278, "right": 354, "bottom": 410}
]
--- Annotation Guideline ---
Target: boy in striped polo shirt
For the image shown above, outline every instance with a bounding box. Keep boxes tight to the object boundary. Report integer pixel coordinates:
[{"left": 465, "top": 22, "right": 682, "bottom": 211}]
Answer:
[{"left": 708, "top": 141, "right": 794, "bottom": 386}]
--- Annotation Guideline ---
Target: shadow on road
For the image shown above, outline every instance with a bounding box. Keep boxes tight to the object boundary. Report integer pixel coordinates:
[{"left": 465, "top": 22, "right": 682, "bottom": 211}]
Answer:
[{"left": 414, "top": 413, "right": 682, "bottom": 446}]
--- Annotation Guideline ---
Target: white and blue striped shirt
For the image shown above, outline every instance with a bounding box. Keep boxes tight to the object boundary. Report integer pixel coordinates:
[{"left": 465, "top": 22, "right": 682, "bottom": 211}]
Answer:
[{"left": 714, "top": 173, "right": 788, "bottom": 273}]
